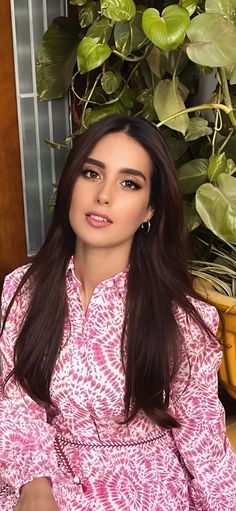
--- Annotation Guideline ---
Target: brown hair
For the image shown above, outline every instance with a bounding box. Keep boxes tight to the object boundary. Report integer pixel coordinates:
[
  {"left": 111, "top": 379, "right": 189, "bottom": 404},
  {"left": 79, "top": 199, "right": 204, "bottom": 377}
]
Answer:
[{"left": 2, "top": 115, "right": 212, "bottom": 428}]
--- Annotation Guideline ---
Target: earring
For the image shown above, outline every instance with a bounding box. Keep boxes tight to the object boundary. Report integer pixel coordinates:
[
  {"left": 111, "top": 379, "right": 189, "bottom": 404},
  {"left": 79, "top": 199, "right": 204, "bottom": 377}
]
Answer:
[{"left": 141, "top": 220, "right": 151, "bottom": 234}]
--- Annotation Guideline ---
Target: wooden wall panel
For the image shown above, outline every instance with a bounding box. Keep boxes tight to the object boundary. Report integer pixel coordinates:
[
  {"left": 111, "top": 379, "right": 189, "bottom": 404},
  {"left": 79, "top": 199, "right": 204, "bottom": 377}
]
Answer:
[{"left": 0, "top": 1, "right": 27, "bottom": 286}]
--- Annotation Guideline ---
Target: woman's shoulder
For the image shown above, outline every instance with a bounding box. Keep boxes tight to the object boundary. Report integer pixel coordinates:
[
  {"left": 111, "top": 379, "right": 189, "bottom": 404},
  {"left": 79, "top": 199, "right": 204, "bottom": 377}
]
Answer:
[
  {"left": 1, "top": 263, "right": 31, "bottom": 313},
  {"left": 172, "top": 295, "right": 220, "bottom": 371},
  {"left": 171, "top": 296, "right": 221, "bottom": 398},
  {"left": 173, "top": 295, "right": 219, "bottom": 337}
]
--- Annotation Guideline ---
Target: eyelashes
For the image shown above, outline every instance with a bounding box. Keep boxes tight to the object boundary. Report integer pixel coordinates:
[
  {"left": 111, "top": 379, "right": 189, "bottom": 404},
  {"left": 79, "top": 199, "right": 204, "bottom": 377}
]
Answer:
[
  {"left": 121, "top": 180, "right": 142, "bottom": 190},
  {"left": 81, "top": 169, "right": 100, "bottom": 180},
  {"left": 81, "top": 168, "right": 142, "bottom": 190}
]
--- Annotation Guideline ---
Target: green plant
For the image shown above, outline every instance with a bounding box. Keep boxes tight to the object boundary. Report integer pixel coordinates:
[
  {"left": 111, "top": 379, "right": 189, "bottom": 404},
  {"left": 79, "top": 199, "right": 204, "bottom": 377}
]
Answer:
[
  {"left": 190, "top": 233, "right": 236, "bottom": 296},
  {"left": 36, "top": 0, "right": 236, "bottom": 295}
]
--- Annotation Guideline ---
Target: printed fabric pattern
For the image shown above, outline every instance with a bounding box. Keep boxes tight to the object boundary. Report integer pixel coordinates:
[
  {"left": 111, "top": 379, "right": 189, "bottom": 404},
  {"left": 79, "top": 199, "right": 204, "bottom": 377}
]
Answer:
[{"left": 0, "top": 261, "right": 236, "bottom": 510}]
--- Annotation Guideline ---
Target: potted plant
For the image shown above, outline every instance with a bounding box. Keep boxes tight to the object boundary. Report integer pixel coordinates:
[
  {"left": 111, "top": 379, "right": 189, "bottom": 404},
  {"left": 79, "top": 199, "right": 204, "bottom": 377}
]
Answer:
[{"left": 36, "top": 0, "right": 236, "bottom": 397}]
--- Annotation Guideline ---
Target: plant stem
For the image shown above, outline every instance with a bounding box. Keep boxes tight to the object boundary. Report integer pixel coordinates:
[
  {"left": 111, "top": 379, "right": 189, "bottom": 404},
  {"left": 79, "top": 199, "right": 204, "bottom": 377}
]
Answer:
[
  {"left": 219, "top": 67, "right": 236, "bottom": 127},
  {"left": 211, "top": 83, "right": 222, "bottom": 155},
  {"left": 156, "top": 103, "right": 236, "bottom": 128},
  {"left": 112, "top": 44, "right": 151, "bottom": 62},
  {"left": 71, "top": 71, "right": 102, "bottom": 105},
  {"left": 220, "top": 68, "right": 233, "bottom": 110},
  {"left": 218, "top": 128, "right": 234, "bottom": 153},
  {"left": 172, "top": 49, "right": 183, "bottom": 82},
  {"left": 81, "top": 73, "right": 102, "bottom": 129},
  {"left": 211, "top": 110, "right": 220, "bottom": 156}
]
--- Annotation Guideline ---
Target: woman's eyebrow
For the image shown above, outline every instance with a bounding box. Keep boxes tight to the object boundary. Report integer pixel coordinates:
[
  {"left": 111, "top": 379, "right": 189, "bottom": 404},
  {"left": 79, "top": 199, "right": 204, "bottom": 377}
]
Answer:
[
  {"left": 85, "top": 157, "right": 105, "bottom": 168},
  {"left": 85, "top": 157, "right": 146, "bottom": 181},
  {"left": 120, "top": 169, "right": 146, "bottom": 181}
]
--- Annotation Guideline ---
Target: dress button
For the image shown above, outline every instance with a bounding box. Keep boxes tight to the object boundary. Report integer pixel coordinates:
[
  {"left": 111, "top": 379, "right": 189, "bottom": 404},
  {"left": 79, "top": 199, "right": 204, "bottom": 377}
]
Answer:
[{"left": 73, "top": 475, "right": 81, "bottom": 484}]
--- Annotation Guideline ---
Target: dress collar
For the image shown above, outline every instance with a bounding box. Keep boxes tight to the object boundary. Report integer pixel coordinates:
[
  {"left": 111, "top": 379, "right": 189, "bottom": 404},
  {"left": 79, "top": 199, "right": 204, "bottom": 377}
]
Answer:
[{"left": 66, "top": 256, "right": 129, "bottom": 292}]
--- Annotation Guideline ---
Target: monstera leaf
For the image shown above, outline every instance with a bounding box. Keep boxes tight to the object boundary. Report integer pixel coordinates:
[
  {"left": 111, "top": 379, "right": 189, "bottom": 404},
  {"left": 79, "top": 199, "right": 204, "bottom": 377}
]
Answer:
[{"left": 142, "top": 6, "right": 190, "bottom": 52}]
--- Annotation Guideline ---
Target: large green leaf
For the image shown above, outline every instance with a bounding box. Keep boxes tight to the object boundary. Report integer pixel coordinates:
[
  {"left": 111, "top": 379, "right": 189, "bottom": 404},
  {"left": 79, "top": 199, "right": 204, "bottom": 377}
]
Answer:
[
  {"left": 77, "top": 37, "right": 111, "bottom": 73},
  {"left": 185, "top": 117, "right": 212, "bottom": 141},
  {"left": 101, "top": 0, "right": 136, "bottom": 21},
  {"left": 177, "top": 159, "right": 208, "bottom": 194},
  {"left": 205, "top": 0, "right": 236, "bottom": 21},
  {"left": 196, "top": 173, "right": 236, "bottom": 243},
  {"left": 36, "top": 17, "right": 80, "bottom": 100},
  {"left": 79, "top": 3, "right": 99, "bottom": 28},
  {"left": 187, "top": 14, "right": 236, "bottom": 66},
  {"left": 142, "top": 6, "right": 190, "bottom": 52},
  {"left": 84, "top": 102, "right": 127, "bottom": 127},
  {"left": 154, "top": 78, "right": 189, "bottom": 134},
  {"left": 86, "top": 17, "right": 113, "bottom": 42},
  {"left": 114, "top": 11, "right": 146, "bottom": 56}
]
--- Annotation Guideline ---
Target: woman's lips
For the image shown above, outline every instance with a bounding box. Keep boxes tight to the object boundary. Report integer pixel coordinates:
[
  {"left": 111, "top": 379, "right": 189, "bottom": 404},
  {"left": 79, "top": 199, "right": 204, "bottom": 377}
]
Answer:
[{"left": 85, "top": 213, "right": 112, "bottom": 228}]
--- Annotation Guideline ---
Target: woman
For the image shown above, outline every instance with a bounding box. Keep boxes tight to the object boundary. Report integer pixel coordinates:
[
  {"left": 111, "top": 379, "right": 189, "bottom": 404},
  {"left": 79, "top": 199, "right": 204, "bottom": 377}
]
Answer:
[{"left": 0, "top": 115, "right": 235, "bottom": 510}]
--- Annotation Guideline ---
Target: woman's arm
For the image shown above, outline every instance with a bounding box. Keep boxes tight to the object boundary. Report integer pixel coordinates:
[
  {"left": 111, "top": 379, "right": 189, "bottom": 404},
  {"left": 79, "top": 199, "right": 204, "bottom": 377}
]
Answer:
[
  {"left": 171, "top": 301, "right": 236, "bottom": 510},
  {"left": 13, "top": 478, "right": 59, "bottom": 511},
  {"left": 0, "top": 268, "right": 60, "bottom": 505}
]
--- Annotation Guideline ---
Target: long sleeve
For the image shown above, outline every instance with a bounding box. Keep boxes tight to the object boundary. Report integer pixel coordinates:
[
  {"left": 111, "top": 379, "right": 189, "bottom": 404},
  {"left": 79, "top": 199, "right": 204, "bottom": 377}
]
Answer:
[
  {"left": 0, "top": 268, "right": 59, "bottom": 495},
  {"left": 171, "top": 300, "right": 236, "bottom": 510}
]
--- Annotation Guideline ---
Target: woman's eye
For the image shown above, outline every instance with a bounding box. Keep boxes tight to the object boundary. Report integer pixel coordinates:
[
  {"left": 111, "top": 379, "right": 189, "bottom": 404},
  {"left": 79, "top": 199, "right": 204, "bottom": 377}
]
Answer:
[
  {"left": 81, "top": 169, "right": 100, "bottom": 180},
  {"left": 121, "top": 180, "right": 141, "bottom": 190}
]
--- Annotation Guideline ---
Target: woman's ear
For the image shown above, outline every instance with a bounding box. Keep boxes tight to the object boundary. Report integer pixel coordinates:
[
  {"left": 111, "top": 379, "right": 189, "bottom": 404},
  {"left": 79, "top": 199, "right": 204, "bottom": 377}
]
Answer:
[{"left": 144, "top": 207, "right": 155, "bottom": 223}]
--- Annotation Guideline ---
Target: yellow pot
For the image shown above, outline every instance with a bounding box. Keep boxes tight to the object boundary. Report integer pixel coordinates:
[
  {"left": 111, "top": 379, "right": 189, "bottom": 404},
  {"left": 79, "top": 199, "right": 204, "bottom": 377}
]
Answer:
[{"left": 194, "top": 278, "right": 236, "bottom": 400}]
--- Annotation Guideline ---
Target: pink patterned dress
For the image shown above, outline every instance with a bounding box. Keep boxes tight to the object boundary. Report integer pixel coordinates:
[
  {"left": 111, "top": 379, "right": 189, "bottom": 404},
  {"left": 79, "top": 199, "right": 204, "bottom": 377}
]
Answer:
[{"left": 0, "top": 261, "right": 236, "bottom": 511}]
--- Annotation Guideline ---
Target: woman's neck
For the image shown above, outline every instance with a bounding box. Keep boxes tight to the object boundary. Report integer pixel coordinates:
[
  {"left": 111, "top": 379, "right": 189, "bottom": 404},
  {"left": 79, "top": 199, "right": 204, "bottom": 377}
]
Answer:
[{"left": 73, "top": 244, "right": 129, "bottom": 310}]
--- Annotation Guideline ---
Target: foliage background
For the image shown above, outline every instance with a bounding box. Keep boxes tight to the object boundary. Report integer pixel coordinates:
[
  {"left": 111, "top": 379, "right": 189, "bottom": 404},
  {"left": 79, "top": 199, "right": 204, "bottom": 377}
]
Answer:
[{"left": 37, "top": 0, "right": 236, "bottom": 294}]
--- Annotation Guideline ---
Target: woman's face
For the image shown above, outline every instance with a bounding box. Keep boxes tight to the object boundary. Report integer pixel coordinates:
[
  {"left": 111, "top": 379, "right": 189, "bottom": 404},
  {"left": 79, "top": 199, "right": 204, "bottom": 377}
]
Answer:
[{"left": 69, "top": 132, "right": 154, "bottom": 255}]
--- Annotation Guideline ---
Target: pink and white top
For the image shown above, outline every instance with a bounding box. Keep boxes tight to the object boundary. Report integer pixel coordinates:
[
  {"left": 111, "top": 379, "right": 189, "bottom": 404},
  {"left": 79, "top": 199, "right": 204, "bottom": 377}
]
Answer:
[{"left": 0, "top": 261, "right": 235, "bottom": 511}]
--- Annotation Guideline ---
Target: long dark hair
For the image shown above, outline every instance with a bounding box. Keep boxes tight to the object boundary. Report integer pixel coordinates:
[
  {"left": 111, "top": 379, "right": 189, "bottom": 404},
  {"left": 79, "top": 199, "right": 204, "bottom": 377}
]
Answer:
[{"left": 2, "top": 115, "right": 213, "bottom": 428}]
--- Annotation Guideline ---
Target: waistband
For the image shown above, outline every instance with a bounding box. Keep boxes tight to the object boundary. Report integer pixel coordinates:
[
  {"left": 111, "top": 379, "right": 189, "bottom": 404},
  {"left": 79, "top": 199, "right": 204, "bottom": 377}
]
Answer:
[
  {"left": 55, "top": 431, "right": 166, "bottom": 449},
  {"left": 54, "top": 431, "right": 167, "bottom": 486}
]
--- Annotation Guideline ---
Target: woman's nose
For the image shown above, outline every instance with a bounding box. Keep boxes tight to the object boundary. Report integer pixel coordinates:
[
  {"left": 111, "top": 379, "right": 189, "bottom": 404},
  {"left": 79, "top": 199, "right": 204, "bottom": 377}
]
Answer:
[
  {"left": 96, "top": 196, "right": 109, "bottom": 205},
  {"left": 95, "top": 183, "right": 113, "bottom": 205}
]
